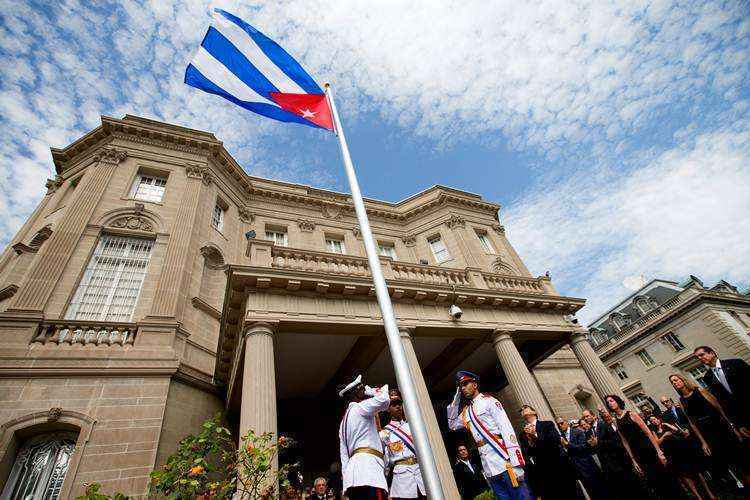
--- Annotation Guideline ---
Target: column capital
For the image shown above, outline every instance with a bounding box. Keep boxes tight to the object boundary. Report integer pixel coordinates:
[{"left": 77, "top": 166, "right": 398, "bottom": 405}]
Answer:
[
  {"left": 399, "top": 327, "right": 416, "bottom": 339},
  {"left": 491, "top": 329, "right": 515, "bottom": 345},
  {"left": 185, "top": 163, "right": 213, "bottom": 185},
  {"left": 568, "top": 330, "right": 589, "bottom": 345},
  {"left": 93, "top": 147, "right": 128, "bottom": 165},
  {"left": 243, "top": 321, "right": 277, "bottom": 339}
]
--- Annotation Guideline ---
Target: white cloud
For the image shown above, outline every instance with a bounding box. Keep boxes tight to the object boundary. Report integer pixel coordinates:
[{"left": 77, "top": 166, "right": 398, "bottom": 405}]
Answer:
[{"left": 506, "top": 120, "right": 750, "bottom": 323}]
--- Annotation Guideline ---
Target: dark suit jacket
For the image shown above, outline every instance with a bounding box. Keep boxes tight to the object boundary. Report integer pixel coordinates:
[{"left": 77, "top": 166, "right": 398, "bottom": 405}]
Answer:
[
  {"left": 520, "top": 420, "right": 579, "bottom": 499},
  {"left": 661, "top": 405, "right": 689, "bottom": 428},
  {"left": 452, "top": 456, "right": 485, "bottom": 500},
  {"left": 567, "top": 427, "right": 601, "bottom": 480},
  {"left": 702, "top": 358, "right": 749, "bottom": 426}
]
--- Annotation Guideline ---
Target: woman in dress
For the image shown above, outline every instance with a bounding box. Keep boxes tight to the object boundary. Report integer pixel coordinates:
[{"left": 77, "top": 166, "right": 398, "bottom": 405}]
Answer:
[
  {"left": 605, "top": 394, "right": 685, "bottom": 499},
  {"left": 669, "top": 373, "right": 747, "bottom": 489},
  {"left": 648, "top": 414, "right": 715, "bottom": 499}
]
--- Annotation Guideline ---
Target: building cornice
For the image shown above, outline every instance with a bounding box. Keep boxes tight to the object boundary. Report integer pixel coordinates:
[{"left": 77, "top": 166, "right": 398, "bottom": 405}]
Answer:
[{"left": 50, "top": 115, "right": 502, "bottom": 223}]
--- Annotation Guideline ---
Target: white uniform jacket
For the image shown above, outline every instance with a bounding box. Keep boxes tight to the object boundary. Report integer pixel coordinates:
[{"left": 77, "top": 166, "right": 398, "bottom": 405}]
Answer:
[
  {"left": 339, "top": 384, "right": 390, "bottom": 492},
  {"left": 447, "top": 393, "right": 525, "bottom": 478},
  {"left": 380, "top": 420, "right": 426, "bottom": 498}
]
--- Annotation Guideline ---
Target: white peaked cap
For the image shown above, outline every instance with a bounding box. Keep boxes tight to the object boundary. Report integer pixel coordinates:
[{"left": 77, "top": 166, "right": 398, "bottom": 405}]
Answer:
[{"left": 338, "top": 374, "right": 363, "bottom": 397}]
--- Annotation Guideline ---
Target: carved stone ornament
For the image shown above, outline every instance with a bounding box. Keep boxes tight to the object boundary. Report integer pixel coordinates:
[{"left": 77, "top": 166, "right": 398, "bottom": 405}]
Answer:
[
  {"left": 93, "top": 148, "right": 128, "bottom": 165},
  {"left": 297, "top": 219, "right": 315, "bottom": 232},
  {"left": 352, "top": 225, "right": 362, "bottom": 239},
  {"left": 110, "top": 215, "right": 154, "bottom": 232},
  {"left": 45, "top": 176, "right": 63, "bottom": 194},
  {"left": 321, "top": 201, "right": 344, "bottom": 220},
  {"left": 492, "top": 257, "right": 515, "bottom": 274},
  {"left": 185, "top": 164, "right": 212, "bottom": 185},
  {"left": 47, "top": 407, "right": 63, "bottom": 422},
  {"left": 200, "top": 245, "right": 226, "bottom": 269},
  {"left": 238, "top": 207, "right": 254, "bottom": 224},
  {"left": 402, "top": 235, "right": 416, "bottom": 247},
  {"left": 492, "top": 223, "right": 506, "bottom": 235},
  {"left": 445, "top": 214, "right": 466, "bottom": 229}
]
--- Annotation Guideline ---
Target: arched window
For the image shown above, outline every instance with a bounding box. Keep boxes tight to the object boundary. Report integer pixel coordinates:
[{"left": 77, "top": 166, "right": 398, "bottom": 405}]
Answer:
[
  {"left": 609, "top": 312, "right": 631, "bottom": 332},
  {"left": 632, "top": 295, "right": 654, "bottom": 316},
  {"left": 199, "top": 245, "right": 227, "bottom": 311},
  {"left": 1, "top": 432, "right": 77, "bottom": 500}
]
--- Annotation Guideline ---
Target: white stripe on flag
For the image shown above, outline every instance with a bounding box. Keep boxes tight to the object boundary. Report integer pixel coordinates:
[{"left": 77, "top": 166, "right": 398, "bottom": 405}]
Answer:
[
  {"left": 212, "top": 13, "right": 306, "bottom": 95},
  {"left": 190, "top": 47, "right": 277, "bottom": 106}
]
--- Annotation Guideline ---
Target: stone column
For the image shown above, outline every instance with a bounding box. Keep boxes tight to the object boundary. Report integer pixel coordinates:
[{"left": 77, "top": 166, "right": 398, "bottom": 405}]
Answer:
[
  {"left": 149, "top": 164, "right": 212, "bottom": 317},
  {"left": 239, "top": 322, "right": 278, "bottom": 480},
  {"left": 399, "top": 329, "right": 461, "bottom": 499},
  {"left": 569, "top": 331, "right": 633, "bottom": 409},
  {"left": 492, "top": 330, "right": 554, "bottom": 420},
  {"left": 9, "top": 148, "right": 127, "bottom": 312},
  {"left": 445, "top": 215, "right": 480, "bottom": 267}
]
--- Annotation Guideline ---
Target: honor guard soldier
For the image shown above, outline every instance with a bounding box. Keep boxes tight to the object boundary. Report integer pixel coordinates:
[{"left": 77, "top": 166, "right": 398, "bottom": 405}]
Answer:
[
  {"left": 447, "top": 371, "right": 532, "bottom": 500},
  {"left": 380, "top": 388, "right": 426, "bottom": 499},
  {"left": 338, "top": 374, "right": 390, "bottom": 500}
]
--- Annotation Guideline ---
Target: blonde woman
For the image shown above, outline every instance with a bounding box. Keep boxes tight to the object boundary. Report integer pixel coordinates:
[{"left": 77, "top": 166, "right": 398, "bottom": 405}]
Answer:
[{"left": 668, "top": 373, "right": 748, "bottom": 489}]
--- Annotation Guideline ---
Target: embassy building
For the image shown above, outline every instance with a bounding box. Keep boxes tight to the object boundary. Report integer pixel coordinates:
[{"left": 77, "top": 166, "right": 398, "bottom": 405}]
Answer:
[{"left": 0, "top": 115, "right": 628, "bottom": 498}]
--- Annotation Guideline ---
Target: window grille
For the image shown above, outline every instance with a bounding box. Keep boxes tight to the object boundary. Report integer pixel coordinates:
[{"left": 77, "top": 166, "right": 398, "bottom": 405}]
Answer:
[
  {"left": 428, "top": 236, "right": 450, "bottom": 263},
  {"left": 687, "top": 365, "right": 709, "bottom": 388},
  {"left": 378, "top": 243, "right": 396, "bottom": 259},
  {"left": 132, "top": 174, "right": 167, "bottom": 202},
  {"left": 612, "top": 362, "right": 629, "bottom": 380},
  {"left": 476, "top": 232, "right": 495, "bottom": 253},
  {"left": 265, "top": 230, "right": 288, "bottom": 246},
  {"left": 635, "top": 349, "right": 656, "bottom": 368},
  {"left": 325, "top": 238, "right": 346, "bottom": 254},
  {"left": 1, "top": 432, "right": 77, "bottom": 500},
  {"left": 66, "top": 235, "right": 153, "bottom": 322},
  {"left": 662, "top": 332, "right": 685, "bottom": 352},
  {"left": 212, "top": 204, "right": 224, "bottom": 231}
]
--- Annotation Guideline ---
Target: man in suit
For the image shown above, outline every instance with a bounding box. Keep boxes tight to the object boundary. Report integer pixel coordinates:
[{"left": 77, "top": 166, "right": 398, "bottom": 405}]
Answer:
[
  {"left": 659, "top": 396, "right": 689, "bottom": 428},
  {"left": 519, "top": 405, "right": 580, "bottom": 500},
  {"left": 453, "top": 444, "right": 486, "bottom": 500},
  {"left": 568, "top": 418, "right": 606, "bottom": 500},
  {"left": 694, "top": 345, "right": 750, "bottom": 436}
]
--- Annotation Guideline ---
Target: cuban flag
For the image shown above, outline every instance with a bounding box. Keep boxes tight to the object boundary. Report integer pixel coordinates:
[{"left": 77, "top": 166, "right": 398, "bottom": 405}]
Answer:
[{"left": 185, "top": 9, "right": 333, "bottom": 131}]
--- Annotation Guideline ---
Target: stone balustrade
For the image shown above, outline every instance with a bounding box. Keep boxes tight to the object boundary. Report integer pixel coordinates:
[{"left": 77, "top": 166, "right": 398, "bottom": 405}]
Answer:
[
  {"left": 271, "top": 247, "right": 371, "bottom": 277},
  {"left": 31, "top": 321, "right": 137, "bottom": 346},
  {"left": 481, "top": 271, "right": 547, "bottom": 294},
  {"left": 591, "top": 295, "right": 684, "bottom": 350},
  {"left": 391, "top": 261, "right": 471, "bottom": 286}
]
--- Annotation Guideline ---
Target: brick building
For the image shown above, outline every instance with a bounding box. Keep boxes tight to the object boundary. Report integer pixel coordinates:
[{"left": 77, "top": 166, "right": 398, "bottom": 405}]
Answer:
[{"left": 0, "top": 115, "right": 626, "bottom": 498}]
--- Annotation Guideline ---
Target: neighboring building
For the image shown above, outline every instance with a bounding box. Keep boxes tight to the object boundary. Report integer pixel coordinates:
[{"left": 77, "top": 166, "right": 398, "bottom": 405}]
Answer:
[
  {"left": 0, "top": 115, "right": 624, "bottom": 498},
  {"left": 587, "top": 277, "right": 750, "bottom": 412}
]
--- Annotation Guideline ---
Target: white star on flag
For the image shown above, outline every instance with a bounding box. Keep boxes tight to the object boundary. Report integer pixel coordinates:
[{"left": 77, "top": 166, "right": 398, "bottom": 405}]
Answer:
[{"left": 299, "top": 108, "right": 317, "bottom": 119}]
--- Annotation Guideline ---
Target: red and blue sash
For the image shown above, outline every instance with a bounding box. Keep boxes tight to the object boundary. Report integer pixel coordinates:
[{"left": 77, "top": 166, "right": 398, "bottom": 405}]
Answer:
[
  {"left": 385, "top": 422, "right": 416, "bottom": 455},
  {"left": 465, "top": 404, "right": 511, "bottom": 461}
]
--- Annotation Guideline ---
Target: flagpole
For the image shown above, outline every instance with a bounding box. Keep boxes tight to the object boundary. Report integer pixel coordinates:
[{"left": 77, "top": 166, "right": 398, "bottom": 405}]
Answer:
[{"left": 324, "top": 83, "right": 445, "bottom": 500}]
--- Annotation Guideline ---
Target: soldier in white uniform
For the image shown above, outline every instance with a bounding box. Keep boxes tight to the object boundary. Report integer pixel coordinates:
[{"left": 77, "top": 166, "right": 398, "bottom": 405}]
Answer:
[
  {"left": 338, "top": 374, "right": 390, "bottom": 500},
  {"left": 447, "top": 371, "right": 532, "bottom": 500},
  {"left": 380, "top": 388, "right": 426, "bottom": 499}
]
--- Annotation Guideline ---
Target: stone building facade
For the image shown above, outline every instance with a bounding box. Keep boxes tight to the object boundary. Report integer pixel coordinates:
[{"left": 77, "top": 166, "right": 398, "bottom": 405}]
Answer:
[
  {"left": 0, "top": 115, "right": 626, "bottom": 498},
  {"left": 587, "top": 277, "right": 750, "bottom": 411}
]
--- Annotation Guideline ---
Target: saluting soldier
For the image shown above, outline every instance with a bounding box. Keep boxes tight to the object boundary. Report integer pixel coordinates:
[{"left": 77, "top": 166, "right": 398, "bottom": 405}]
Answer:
[
  {"left": 380, "top": 388, "right": 426, "bottom": 500},
  {"left": 338, "top": 374, "right": 390, "bottom": 500},
  {"left": 447, "top": 371, "right": 532, "bottom": 500}
]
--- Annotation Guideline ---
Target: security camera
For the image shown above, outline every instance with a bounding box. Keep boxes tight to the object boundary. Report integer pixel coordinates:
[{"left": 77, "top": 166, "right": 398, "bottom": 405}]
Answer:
[
  {"left": 564, "top": 314, "right": 579, "bottom": 324},
  {"left": 449, "top": 304, "right": 463, "bottom": 320}
]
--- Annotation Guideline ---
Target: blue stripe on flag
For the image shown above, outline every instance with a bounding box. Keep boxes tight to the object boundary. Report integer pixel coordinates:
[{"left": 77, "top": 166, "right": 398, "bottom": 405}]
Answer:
[
  {"left": 201, "top": 27, "right": 278, "bottom": 99},
  {"left": 184, "top": 64, "right": 322, "bottom": 129},
  {"left": 215, "top": 9, "right": 323, "bottom": 94}
]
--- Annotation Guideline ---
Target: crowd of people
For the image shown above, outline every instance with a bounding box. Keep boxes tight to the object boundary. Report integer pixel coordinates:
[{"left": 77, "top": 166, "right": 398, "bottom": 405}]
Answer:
[{"left": 287, "top": 344, "right": 746, "bottom": 500}]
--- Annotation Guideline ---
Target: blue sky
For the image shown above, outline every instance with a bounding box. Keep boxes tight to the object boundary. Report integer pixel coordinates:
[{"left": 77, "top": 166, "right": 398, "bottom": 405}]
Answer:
[{"left": 1, "top": 0, "right": 749, "bottom": 323}]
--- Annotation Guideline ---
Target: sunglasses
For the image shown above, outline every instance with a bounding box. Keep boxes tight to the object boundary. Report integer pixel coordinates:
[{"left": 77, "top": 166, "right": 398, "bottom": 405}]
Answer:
[{"left": 391, "top": 399, "right": 403, "bottom": 406}]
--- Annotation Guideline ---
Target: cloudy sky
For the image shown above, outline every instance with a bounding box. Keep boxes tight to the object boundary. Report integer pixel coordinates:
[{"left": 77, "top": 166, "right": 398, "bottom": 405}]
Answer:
[{"left": 1, "top": 0, "right": 748, "bottom": 323}]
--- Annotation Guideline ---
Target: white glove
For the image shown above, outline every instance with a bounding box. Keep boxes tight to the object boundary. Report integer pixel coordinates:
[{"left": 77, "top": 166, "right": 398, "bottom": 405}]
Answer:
[
  {"left": 364, "top": 385, "right": 377, "bottom": 397},
  {"left": 451, "top": 385, "right": 461, "bottom": 406}
]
